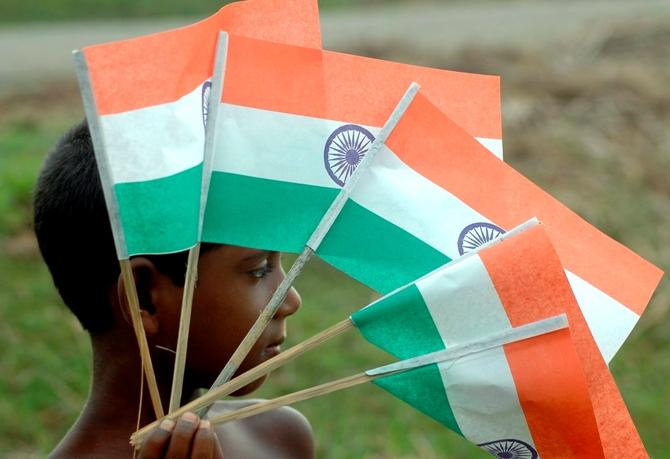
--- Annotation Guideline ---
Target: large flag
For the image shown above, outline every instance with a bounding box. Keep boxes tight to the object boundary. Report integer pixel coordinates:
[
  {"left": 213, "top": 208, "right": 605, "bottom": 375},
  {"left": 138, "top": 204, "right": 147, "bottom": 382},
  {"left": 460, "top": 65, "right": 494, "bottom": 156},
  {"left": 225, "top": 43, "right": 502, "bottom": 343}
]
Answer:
[
  {"left": 353, "top": 222, "right": 648, "bottom": 458},
  {"left": 75, "top": 0, "right": 321, "bottom": 258},
  {"left": 318, "top": 92, "right": 663, "bottom": 364},
  {"left": 202, "top": 34, "right": 502, "bottom": 251},
  {"left": 202, "top": 34, "right": 661, "bottom": 363},
  {"left": 372, "top": 319, "right": 605, "bottom": 458}
]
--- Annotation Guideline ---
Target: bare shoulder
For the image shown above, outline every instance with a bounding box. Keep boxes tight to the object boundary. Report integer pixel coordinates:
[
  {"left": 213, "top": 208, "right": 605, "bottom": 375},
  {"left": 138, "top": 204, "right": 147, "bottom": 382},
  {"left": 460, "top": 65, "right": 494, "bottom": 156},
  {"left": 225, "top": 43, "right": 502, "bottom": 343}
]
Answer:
[{"left": 209, "top": 400, "right": 315, "bottom": 459}]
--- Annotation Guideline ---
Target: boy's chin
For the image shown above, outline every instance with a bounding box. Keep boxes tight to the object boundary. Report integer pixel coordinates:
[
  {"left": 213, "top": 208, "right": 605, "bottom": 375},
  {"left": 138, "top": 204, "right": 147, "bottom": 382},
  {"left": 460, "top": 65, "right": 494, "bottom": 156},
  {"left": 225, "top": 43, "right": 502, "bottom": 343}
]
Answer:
[{"left": 229, "top": 375, "right": 267, "bottom": 396}]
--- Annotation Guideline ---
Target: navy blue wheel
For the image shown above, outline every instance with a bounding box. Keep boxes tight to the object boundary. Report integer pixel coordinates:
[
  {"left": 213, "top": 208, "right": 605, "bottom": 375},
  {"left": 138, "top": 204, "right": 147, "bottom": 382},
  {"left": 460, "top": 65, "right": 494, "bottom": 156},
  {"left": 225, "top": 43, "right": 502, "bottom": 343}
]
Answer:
[
  {"left": 477, "top": 439, "right": 538, "bottom": 459},
  {"left": 457, "top": 222, "right": 506, "bottom": 256},
  {"left": 201, "top": 81, "right": 212, "bottom": 128},
  {"left": 323, "top": 124, "right": 375, "bottom": 186}
]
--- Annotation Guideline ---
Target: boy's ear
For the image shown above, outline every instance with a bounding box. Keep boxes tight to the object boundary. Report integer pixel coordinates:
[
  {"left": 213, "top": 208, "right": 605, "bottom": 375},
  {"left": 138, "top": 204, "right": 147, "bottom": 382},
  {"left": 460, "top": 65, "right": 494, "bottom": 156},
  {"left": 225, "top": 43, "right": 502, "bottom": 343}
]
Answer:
[{"left": 117, "top": 257, "right": 180, "bottom": 337}]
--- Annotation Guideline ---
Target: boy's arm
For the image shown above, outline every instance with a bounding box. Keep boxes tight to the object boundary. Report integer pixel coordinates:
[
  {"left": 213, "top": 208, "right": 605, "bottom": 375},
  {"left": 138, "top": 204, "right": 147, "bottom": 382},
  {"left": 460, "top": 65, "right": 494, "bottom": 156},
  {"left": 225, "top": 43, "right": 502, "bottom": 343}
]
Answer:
[{"left": 139, "top": 412, "right": 224, "bottom": 459}]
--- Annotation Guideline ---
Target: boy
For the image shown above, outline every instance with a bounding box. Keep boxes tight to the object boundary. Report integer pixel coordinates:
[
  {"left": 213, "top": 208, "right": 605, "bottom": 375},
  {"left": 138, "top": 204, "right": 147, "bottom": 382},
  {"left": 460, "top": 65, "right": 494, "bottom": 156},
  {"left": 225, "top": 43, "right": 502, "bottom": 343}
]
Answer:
[{"left": 34, "top": 121, "right": 315, "bottom": 458}]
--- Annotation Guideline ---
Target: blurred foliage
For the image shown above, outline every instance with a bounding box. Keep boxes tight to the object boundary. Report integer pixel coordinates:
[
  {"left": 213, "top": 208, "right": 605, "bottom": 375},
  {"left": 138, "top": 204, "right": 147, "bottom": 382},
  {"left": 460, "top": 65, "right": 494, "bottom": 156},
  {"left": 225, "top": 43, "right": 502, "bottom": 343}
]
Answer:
[
  {"left": 0, "top": 0, "right": 405, "bottom": 23},
  {"left": 1, "top": 13, "right": 668, "bottom": 459}
]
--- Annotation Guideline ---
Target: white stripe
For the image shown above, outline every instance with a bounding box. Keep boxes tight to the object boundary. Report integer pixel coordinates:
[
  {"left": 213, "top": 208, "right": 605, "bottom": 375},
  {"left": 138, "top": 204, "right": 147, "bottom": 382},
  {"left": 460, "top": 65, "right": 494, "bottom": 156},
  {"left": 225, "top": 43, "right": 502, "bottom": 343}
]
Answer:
[
  {"left": 415, "top": 255, "right": 534, "bottom": 446},
  {"left": 213, "top": 103, "right": 379, "bottom": 188},
  {"left": 416, "top": 254, "right": 512, "bottom": 342},
  {"left": 351, "top": 145, "right": 493, "bottom": 259},
  {"left": 475, "top": 137, "right": 504, "bottom": 160},
  {"left": 438, "top": 348, "right": 536, "bottom": 447},
  {"left": 211, "top": 104, "right": 501, "bottom": 187},
  {"left": 99, "top": 83, "right": 206, "bottom": 184},
  {"left": 565, "top": 271, "right": 640, "bottom": 364}
]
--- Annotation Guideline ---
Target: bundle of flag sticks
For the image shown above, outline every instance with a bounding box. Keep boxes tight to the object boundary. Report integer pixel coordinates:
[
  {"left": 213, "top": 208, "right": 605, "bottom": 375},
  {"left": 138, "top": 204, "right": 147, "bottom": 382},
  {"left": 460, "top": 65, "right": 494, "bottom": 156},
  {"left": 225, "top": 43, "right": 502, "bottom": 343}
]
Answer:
[{"left": 73, "top": 0, "right": 663, "bottom": 457}]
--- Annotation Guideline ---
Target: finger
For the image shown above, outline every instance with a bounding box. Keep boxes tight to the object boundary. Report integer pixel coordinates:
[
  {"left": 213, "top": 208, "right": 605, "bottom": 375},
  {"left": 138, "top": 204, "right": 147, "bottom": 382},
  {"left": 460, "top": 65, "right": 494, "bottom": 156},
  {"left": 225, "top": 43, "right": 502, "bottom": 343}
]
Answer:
[
  {"left": 190, "top": 420, "right": 215, "bottom": 459},
  {"left": 137, "top": 419, "right": 175, "bottom": 459},
  {"left": 212, "top": 429, "right": 225, "bottom": 459},
  {"left": 165, "top": 412, "right": 200, "bottom": 459}
]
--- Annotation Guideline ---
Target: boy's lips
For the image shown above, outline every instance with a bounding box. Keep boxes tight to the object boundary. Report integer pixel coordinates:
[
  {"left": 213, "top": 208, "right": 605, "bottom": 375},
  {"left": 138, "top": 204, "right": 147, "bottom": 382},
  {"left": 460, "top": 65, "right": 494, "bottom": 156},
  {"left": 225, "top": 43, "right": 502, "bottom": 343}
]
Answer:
[{"left": 264, "top": 336, "right": 285, "bottom": 357}]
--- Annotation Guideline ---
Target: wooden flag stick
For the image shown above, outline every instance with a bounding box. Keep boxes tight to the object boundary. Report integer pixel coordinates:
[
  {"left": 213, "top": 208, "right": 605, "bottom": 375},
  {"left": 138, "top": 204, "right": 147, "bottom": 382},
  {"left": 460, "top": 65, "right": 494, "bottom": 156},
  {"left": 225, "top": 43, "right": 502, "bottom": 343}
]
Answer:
[
  {"left": 208, "top": 314, "right": 569, "bottom": 426},
  {"left": 209, "top": 372, "right": 373, "bottom": 425},
  {"left": 204, "top": 82, "right": 422, "bottom": 397},
  {"left": 167, "top": 244, "right": 201, "bottom": 413},
  {"left": 165, "top": 33, "right": 230, "bottom": 413},
  {"left": 130, "top": 318, "right": 354, "bottom": 447},
  {"left": 119, "top": 259, "right": 164, "bottom": 418}
]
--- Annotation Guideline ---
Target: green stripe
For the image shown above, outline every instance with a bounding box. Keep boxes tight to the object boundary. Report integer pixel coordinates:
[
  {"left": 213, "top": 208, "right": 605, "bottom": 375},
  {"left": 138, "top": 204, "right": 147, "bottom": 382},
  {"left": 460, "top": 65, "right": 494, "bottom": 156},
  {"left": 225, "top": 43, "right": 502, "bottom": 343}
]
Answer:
[
  {"left": 202, "top": 173, "right": 450, "bottom": 291},
  {"left": 318, "top": 199, "right": 451, "bottom": 293},
  {"left": 202, "top": 172, "right": 338, "bottom": 252},
  {"left": 115, "top": 164, "right": 201, "bottom": 256},
  {"left": 355, "top": 283, "right": 462, "bottom": 434},
  {"left": 374, "top": 363, "right": 463, "bottom": 435},
  {"left": 352, "top": 284, "right": 444, "bottom": 360}
]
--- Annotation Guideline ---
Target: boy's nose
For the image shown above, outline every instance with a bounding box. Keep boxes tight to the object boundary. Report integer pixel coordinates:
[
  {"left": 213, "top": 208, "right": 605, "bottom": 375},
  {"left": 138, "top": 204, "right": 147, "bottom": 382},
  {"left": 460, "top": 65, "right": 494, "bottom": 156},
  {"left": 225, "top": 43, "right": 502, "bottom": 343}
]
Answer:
[{"left": 275, "top": 286, "right": 301, "bottom": 319}]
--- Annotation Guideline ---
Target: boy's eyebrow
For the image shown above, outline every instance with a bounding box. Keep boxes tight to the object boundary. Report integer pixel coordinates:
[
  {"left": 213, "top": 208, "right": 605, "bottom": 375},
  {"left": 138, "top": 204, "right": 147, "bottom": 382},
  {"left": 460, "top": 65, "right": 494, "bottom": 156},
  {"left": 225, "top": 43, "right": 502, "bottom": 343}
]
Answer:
[{"left": 241, "top": 250, "right": 274, "bottom": 262}]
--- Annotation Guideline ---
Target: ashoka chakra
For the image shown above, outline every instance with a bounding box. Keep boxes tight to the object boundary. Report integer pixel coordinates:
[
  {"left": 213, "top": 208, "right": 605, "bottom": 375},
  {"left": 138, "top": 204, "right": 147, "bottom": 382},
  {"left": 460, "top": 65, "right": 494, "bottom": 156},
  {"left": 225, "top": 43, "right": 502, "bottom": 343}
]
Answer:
[
  {"left": 477, "top": 439, "right": 538, "bottom": 459},
  {"left": 457, "top": 222, "right": 506, "bottom": 255},
  {"left": 201, "top": 81, "right": 212, "bottom": 128},
  {"left": 323, "top": 124, "right": 375, "bottom": 186}
]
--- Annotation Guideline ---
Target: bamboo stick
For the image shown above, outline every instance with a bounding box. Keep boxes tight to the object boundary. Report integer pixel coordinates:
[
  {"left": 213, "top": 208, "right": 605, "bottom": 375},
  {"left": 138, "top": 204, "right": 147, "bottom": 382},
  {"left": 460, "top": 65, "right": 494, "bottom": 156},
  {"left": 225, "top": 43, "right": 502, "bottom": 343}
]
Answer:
[
  {"left": 75, "top": 49, "right": 164, "bottom": 421},
  {"left": 209, "top": 318, "right": 354, "bottom": 400},
  {"left": 207, "top": 315, "right": 569, "bottom": 427},
  {"left": 131, "top": 318, "right": 354, "bottom": 447},
  {"left": 167, "top": 244, "right": 201, "bottom": 413},
  {"left": 209, "top": 372, "right": 373, "bottom": 425},
  {"left": 119, "top": 259, "right": 164, "bottom": 418}
]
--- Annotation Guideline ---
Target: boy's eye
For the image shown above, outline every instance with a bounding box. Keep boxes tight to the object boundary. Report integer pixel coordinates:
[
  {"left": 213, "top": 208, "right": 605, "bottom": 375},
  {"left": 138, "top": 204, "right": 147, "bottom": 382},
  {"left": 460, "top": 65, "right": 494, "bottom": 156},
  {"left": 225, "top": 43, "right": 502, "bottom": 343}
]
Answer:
[{"left": 248, "top": 260, "right": 274, "bottom": 279}]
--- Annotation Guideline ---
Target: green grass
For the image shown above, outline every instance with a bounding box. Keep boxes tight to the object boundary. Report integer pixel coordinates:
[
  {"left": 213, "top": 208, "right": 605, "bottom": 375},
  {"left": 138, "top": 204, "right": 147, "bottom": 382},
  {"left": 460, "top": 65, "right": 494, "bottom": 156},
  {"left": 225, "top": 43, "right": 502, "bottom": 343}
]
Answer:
[
  {"left": 0, "top": 0, "right": 404, "bottom": 23},
  {"left": 1, "top": 18, "right": 669, "bottom": 457}
]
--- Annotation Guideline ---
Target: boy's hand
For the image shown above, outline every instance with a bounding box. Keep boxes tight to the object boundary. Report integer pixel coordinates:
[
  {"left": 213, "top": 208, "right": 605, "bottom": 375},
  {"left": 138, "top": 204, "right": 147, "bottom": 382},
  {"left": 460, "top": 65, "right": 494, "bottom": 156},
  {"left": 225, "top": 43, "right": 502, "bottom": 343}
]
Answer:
[{"left": 138, "top": 412, "right": 224, "bottom": 459}]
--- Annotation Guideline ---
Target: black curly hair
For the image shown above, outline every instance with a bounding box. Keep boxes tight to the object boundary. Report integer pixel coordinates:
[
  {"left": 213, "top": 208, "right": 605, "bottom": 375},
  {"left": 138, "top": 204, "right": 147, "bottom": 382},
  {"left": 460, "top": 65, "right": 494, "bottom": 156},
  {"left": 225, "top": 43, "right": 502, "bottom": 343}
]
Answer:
[{"left": 34, "top": 120, "right": 198, "bottom": 334}]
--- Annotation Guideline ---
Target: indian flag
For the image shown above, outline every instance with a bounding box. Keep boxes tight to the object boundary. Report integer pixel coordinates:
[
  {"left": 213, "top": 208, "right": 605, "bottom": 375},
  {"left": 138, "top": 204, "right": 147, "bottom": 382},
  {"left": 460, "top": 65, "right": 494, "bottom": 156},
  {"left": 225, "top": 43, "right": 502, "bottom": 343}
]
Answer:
[
  {"left": 369, "top": 317, "right": 605, "bottom": 458},
  {"left": 74, "top": 0, "right": 321, "bottom": 258},
  {"left": 353, "top": 222, "right": 647, "bottom": 458},
  {"left": 202, "top": 35, "right": 661, "bottom": 363},
  {"left": 318, "top": 92, "right": 662, "bottom": 364},
  {"left": 202, "top": 33, "right": 502, "bottom": 251}
]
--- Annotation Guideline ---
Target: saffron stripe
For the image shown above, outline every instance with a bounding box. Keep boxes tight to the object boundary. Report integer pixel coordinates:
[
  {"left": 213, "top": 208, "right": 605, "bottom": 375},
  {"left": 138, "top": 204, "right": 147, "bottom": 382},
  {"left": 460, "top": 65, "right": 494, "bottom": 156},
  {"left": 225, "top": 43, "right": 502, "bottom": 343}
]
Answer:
[
  {"left": 220, "top": 34, "right": 501, "bottom": 138},
  {"left": 84, "top": 0, "right": 322, "bottom": 114},
  {"left": 503, "top": 330, "right": 605, "bottom": 458},
  {"left": 480, "top": 224, "right": 647, "bottom": 457}
]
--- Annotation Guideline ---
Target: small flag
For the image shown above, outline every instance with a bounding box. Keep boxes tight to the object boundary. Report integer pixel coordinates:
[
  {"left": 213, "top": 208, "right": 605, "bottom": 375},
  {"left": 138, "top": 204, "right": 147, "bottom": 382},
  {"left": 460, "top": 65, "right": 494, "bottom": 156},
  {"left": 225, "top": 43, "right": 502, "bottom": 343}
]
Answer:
[
  {"left": 319, "top": 92, "right": 662, "bottom": 364},
  {"left": 369, "top": 316, "right": 605, "bottom": 458},
  {"left": 75, "top": 0, "right": 321, "bottom": 258},
  {"left": 352, "top": 222, "right": 648, "bottom": 458},
  {"left": 202, "top": 34, "right": 502, "bottom": 251}
]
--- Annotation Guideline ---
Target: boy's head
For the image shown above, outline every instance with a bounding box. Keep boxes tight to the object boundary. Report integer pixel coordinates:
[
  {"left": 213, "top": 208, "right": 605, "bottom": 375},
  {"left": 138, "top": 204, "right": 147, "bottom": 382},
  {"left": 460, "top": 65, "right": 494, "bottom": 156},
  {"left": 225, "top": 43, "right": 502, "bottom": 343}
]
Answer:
[
  {"left": 34, "top": 121, "right": 302, "bottom": 391},
  {"left": 33, "top": 121, "right": 189, "bottom": 334}
]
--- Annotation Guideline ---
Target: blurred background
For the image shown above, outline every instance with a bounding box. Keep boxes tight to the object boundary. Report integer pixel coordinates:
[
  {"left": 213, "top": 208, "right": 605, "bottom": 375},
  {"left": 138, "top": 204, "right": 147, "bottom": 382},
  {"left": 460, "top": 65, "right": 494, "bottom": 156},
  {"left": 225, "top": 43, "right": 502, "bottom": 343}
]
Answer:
[{"left": 1, "top": 0, "right": 668, "bottom": 457}]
